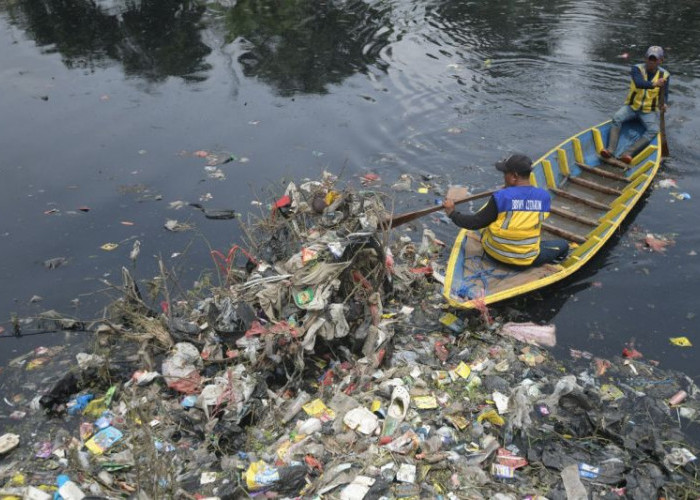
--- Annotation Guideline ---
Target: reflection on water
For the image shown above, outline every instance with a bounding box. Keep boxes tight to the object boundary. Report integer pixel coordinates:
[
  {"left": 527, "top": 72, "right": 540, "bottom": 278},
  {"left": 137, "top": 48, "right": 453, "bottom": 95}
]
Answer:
[
  {"left": 3, "top": 0, "right": 700, "bottom": 91},
  {"left": 5, "top": 0, "right": 699, "bottom": 95},
  {"left": 1, "top": 0, "right": 397, "bottom": 93},
  {"left": 2, "top": 0, "right": 211, "bottom": 81},
  {"left": 220, "top": 0, "right": 395, "bottom": 95}
]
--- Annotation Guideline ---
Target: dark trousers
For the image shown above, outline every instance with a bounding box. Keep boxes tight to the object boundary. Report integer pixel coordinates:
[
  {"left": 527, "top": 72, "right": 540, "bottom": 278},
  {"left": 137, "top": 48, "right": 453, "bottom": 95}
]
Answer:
[
  {"left": 484, "top": 238, "right": 569, "bottom": 268},
  {"left": 530, "top": 238, "right": 570, "bottom": 266}
]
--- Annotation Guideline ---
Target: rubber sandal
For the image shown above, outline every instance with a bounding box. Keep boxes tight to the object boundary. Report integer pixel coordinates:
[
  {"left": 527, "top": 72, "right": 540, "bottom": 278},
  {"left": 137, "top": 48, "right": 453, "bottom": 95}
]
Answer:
[
  {"left": 620, "top": 154, "right": 633, "bottom": 164},
  {"left": 382, "top": 385, "right": 410, "bottom": 437},
  {"left": 600, "top": 149, "right": 613, "bottom": 159}
]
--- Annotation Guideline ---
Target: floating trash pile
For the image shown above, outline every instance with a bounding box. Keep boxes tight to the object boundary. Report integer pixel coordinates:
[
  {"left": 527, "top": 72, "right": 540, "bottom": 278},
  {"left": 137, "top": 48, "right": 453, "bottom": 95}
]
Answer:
[{"left": 1, "top": 173, "right": 699, "bottom": 499}]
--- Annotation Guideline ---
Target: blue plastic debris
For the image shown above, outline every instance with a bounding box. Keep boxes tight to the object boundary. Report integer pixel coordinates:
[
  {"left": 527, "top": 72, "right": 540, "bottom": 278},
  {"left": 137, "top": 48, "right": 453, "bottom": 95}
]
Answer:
[
  {"left": 181, "top": 395, "right": 198, "bottom": 408},
  {"left": 578, "top": 462, "right": 600, "bottom": 479},
  {"left": 66, "top": 394, "right": 94, "bottom": 415}
]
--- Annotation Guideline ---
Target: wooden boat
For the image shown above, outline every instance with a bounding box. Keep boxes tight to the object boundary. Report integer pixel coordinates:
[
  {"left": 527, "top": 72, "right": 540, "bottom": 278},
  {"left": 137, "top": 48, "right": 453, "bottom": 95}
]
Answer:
[{"left": 443, "top": 119, "right": 662, "bottom": 309}]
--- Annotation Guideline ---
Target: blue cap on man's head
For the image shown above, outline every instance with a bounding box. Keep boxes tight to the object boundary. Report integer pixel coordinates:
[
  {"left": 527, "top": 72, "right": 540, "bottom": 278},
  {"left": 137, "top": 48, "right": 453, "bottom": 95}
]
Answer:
[{"left": 645, "top": 46, "right": 664, "bottom": 60}]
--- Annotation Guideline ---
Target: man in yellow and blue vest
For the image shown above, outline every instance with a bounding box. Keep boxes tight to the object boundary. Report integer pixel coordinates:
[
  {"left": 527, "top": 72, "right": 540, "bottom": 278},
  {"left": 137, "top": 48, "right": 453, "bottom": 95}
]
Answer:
[
  {"left": 601, "top": 46, "right": 670, "bottom": 164},
  {"left": 443, "top": 154, "right": 569, "bottom": 267}
]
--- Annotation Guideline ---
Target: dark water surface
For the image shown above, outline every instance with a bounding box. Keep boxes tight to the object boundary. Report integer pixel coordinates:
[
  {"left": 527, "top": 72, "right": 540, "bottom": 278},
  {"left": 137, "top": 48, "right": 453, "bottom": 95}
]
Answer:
[{"left": 1, "top": 0, "right": 699, "bottom": 378}]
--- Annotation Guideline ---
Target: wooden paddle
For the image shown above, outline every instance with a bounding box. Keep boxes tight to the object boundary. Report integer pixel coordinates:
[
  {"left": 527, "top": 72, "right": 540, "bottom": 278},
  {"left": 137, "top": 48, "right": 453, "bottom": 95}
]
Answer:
[
  {"left": 385, "top": 188, "right": 496, "bottom": 229},
  {"left": 659, "top": 86, "right": 669, "bottom": 156}
]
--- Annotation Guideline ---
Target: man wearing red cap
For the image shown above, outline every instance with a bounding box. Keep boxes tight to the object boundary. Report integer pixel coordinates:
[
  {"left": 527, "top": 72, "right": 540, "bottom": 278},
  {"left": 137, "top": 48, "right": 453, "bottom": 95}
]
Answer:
[
  {"left": 601, "top": 46, "right": 670, "bottom": 163},
  {"left": 443, "top": 154, "right": 569, "bottom": 267}
]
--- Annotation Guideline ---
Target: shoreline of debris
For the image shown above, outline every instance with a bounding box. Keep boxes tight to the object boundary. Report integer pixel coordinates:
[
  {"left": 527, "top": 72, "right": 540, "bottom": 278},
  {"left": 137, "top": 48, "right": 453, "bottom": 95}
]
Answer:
[{"left": 1, "top": 173, "right": 699, "bottom": 499}]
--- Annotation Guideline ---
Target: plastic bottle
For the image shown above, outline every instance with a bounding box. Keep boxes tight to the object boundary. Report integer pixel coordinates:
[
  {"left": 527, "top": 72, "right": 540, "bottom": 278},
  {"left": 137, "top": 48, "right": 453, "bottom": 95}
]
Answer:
[{"left": 281, "top": 391, "right": 311, "bottom": 424}]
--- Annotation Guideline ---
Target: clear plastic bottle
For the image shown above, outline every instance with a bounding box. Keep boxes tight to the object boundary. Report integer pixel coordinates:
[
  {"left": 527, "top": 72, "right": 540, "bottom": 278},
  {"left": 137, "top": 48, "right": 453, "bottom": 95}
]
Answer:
[{"left": 281, "top": 391, "right": 311, "bottom": 424}]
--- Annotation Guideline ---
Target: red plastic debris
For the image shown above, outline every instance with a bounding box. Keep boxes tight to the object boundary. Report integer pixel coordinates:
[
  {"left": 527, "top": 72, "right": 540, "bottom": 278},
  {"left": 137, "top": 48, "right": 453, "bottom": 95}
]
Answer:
[
  {"left": 370, "top": 303, "right": 380, "bottom": 326},
  {"left": 385, "top": 251, "right": 394, "bottom": 273},
  {"left": 305, "top": 454, "right": 323, "bottom": 472},
  {"left": 319, "top": 370, "right": 334, "bottom": 386},
  {"left": 211, "top": 244, "right": 259, "bottom": 281},
  {"left": 273, "top": 195, "right": 292, "bottom": 211},
  {"left": 245, "top": 321, "right": 266, "bottom": 337},
  {"left": 496, "top": 448, "right": 528, "bottom": 469},
  {"left": 361, "top": 173, "right": 381, "bottom": 185},
  {"left": 434, "top": 341, "right": 448, "bottom": 363},
  {"left": 644, "top": 234, "right": 670, "bottom": 253},
  {"left": 269, "top": 321, "right": 300, "bottom": 338},
  {"left": 374, "top": 347, "right": 386, "bottom": 366},
  {"left": 622, "top": 347, "right": 643, "bottom": 359},
  {"left": 472, "top": 295, "right": 493, "bottom": 325},
  {"left": 167, "top": 370, "right": 202, "bottom": 394},
  {"left": 351, "top": 270, "right": 372, "bottom": 290}
]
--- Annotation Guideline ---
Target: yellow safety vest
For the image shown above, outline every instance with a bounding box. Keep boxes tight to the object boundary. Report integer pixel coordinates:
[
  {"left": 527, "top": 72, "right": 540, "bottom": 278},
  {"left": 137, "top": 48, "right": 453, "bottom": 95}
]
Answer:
[
  {"left": 481, "top": 187, "right": 550, "bottom": 266},
  {"left": 625, "top": 64, "right": 670, "bottom": 113}
]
